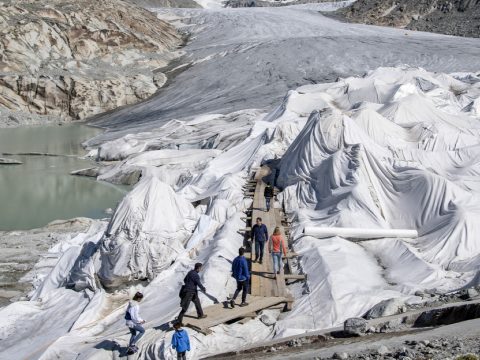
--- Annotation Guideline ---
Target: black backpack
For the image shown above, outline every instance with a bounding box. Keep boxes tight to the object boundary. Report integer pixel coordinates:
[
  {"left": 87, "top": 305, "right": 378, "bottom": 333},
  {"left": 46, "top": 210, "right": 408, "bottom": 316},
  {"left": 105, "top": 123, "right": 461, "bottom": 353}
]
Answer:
[{"left": 124, "top": 307, "right": 132, "bottom": 321}]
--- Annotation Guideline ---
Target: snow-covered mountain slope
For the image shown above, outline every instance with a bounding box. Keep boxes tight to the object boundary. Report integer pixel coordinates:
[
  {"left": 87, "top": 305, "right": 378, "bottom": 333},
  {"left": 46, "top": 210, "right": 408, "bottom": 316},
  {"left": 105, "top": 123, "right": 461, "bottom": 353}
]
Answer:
[
  {"left": 87, "top": 5, "right": 480, "bottom": 145},
  {"left": 2, "top": 65, "right": 480, "bottom": 359}
]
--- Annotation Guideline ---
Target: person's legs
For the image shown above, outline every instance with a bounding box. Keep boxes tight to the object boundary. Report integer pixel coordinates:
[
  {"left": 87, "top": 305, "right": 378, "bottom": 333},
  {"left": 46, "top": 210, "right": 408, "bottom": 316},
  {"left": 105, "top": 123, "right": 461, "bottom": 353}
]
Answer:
[
  {"left": 275, "top": 252, "right": 282, "bottom": 273},
  {"left": 254, "top": 240, "right": 260, "bottom": 261},
  {"left": 271, "top": 252, "right": 279, "bottom": 273},
  {"left": 177, "top": 351, "right": 186, "bottom": 360},
  {"left": 129, "top": 324, "right": 145, "bottom": 347},
  {"left": 258, "top": 240, "right": 265, "bottom": 262},
  {"left": 177, "top": 292, "right": 194, "bottom": 324},
  {"left": 232, "top": 280, "right": 242, "bottom": 301},
  {"left": 128, "top": 327, "right": 137, "bottom": 347},
  {"left": 241, "top": 280, "right": 248, "bottom": 303},
  {"left": 265, "top": 197, "right": 271, "bottom": 211},
  {"left": 192, "top": 291, "right": 204, "bottom": 317}
]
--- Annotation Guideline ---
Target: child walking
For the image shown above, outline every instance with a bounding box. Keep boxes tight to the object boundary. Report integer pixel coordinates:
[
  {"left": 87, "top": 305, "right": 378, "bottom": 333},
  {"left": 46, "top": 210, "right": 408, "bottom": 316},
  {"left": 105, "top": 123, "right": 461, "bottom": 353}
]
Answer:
[
  {"left": 125, "top": 292, "right": 146, "bottom": 355},
  {"left": 172, "top": 322, "right": 191, "bottom": 360}
]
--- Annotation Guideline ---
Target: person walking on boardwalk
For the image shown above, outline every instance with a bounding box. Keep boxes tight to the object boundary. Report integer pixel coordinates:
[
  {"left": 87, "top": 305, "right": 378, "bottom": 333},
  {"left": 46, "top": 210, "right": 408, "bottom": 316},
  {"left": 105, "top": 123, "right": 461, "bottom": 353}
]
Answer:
[
  {"left": 264, "top": 183, "right": 274, "bottom": 212},
  {"left": 172, "top": 321, "right": 190, "bottom": 360},
  {"left": 177, "top": 263, "right": 207, "bottom": 324},
  {"left": 269, "top": 227, "right": 287, "bottom": 275},
  {"left": 251, "top": 217, "right": 268, "bottom": 264},
  {"left": 125, "top": 291, "right": 146, "bottom": 355},
  {"left": 230, "top": 247, "right": 250, "bottom": 308}
]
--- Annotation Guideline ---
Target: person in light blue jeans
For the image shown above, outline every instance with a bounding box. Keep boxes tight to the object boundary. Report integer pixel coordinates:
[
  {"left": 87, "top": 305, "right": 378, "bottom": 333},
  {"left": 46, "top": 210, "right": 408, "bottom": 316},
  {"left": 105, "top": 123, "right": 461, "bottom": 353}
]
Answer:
[
  {"left": 268, "top": 227, "right": 287, "bottom": 275},
  {"left": 125, "top": 292, "right": 146, "bottom": 354}
]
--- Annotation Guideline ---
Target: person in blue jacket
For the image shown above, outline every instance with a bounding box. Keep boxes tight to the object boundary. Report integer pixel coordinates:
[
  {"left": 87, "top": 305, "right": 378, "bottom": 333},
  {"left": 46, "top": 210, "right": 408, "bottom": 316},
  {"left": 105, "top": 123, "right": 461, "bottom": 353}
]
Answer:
[
  {"left": 172, "top": 321, "right": 190, "bottom": 360},
  {"left": 251, "top": 217, "right": 268, "bottom": 264},
  {"left": 230, "top": 247, "right": 250, "bottom": 308}
]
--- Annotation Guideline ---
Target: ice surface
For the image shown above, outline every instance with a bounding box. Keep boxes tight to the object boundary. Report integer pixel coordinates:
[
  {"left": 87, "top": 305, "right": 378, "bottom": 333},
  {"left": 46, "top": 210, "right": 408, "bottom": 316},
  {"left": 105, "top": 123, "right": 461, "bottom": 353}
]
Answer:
[{"left": 87, "top": 6, "right": 480, "bottom": 145}]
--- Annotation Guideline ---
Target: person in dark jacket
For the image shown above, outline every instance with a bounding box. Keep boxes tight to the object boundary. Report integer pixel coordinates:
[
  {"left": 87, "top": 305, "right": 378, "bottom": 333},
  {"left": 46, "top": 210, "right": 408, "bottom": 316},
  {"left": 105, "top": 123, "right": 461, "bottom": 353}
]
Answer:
[
  {"left": 177, "top": 263, "right": 207, "bottom": 324},
  {"left": 230, "top": 247, "right": 250, "bottom": 308},
  {"left": 264, "top": 183, "right": 274, "bottom": 212},
  {"left": 251, "top": 217, "right": 268, "bottom": 264},
  {"left": 172, "top": 321, "right": 190, "bottom": 360}
]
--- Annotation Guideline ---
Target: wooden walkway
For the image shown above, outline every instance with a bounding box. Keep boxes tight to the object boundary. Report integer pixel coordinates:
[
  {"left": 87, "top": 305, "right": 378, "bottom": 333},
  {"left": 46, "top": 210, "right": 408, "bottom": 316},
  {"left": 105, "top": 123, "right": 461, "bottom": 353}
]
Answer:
[
  {"left": 247, "top": 166, "right": 295, "bottom": 309},
  {"left": 183, "top": 166, "right": 299, "bottom": 334},
  {"left": 183, "top": 296, "right": 287, "bottom": 334}
]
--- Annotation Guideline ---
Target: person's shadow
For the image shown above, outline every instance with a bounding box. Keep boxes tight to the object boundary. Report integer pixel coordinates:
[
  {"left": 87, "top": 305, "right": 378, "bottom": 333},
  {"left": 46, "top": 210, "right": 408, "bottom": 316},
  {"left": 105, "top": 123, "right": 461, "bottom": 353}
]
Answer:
[
  {"left": 95, "top": 340, "right": 120, "bottom": 351},
  {"left": 95, "top": 339, "right": 132, "bottom": 357},
  {"left": 153, "top": 321, "right": 173, "bottom": 331}
]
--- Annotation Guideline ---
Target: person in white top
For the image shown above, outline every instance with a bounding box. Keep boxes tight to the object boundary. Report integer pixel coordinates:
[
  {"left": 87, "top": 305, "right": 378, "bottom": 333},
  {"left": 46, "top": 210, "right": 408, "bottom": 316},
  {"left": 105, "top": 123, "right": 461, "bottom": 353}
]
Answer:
[{"left": 125, "top": 292, "right": 146, "bottom": 354}]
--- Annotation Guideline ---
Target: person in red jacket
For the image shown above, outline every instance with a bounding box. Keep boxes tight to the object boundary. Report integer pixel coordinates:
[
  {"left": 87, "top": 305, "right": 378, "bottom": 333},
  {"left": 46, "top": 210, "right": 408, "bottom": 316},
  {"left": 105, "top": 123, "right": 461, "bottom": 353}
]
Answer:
[{"left": 268, "top": 227, "right": 287, "bottom": 275}]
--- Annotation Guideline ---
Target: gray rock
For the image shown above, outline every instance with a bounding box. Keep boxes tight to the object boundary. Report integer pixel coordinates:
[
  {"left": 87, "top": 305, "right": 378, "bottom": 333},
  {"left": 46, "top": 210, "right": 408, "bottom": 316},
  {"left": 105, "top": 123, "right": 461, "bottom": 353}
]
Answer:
[
  {"left": 364, "top": 298, "right": 406, "bottom": 319},
  {"left": 344, "top": 317, "right": 367, "bottom": 336},
  {"left": 419, "top": 340, "right": 430, "bottom": 347},
  {"left": 376, "top": 345, "right": 389, "bottom": 355},
  {"left": 466, "top": 288, "right": 479, "bottom": 299},
  {"left": 71, "top": 167, "right": 99, "bottom": 178},
  {"left": 333, "top": 352, "right": 349, "bottom": 359}
]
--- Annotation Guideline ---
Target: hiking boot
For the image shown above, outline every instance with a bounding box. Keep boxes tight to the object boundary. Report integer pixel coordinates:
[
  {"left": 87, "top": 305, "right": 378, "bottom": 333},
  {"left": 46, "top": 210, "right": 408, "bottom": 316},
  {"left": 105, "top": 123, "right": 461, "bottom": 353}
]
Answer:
[
  {"left": 230, "top": 299, "right": 235, "bottom": 308},
  {"left": 239, "top": 302, "right": 249, "bottom": 307},
  {"left": 127, "top": 347, "right": 137, "bottom": 355},
  {"left": 277, "top": 271, "right": 280, "bottom": 274},
  {"left": 259, "top": 259, "right": 263, "bottom": 264},
  {"left": 198, "top": 314, "right": 207, "bottom": 319}
]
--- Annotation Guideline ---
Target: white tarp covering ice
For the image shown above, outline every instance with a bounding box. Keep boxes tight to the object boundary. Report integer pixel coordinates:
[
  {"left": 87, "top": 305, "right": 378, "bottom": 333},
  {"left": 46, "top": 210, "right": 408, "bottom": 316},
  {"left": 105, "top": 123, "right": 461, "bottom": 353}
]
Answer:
[{"left": 2, "top": 65, "right": 480, "bottom": 358}]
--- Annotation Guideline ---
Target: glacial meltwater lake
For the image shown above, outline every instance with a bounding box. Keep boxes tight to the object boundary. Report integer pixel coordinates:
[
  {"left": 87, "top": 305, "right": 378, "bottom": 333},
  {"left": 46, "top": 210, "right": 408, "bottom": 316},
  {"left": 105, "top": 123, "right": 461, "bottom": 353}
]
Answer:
[{"left": 0, "top": 124, "right": 128, "bottom": 231}]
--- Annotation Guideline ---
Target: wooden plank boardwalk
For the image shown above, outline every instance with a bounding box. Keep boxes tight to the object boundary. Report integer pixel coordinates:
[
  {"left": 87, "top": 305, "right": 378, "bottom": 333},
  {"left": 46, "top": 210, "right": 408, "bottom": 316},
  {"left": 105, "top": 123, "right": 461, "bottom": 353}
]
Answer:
[
  {"left": 183, "top": 165, "right": 297, "bottom": 334},
  {"left": 248, "top": 166, "right": 294, "bottom": 309},
  {"left": 183, "top": 296, "right": 287, "bottom": 334}
]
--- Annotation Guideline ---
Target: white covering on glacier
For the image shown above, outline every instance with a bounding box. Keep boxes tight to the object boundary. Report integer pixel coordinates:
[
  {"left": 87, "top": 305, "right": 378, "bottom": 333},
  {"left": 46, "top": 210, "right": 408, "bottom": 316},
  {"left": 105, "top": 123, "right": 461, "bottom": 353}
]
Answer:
[{"left": 2, "top": 65, "right": 480, "bottom": 359}]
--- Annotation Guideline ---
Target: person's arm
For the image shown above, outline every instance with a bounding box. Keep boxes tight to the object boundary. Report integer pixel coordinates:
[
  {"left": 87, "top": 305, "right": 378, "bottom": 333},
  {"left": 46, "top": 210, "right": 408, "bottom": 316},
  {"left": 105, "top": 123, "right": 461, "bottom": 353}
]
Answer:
[
  {"left": 281, "top": 236, "right": 287, "bottom": 256},
  {"left": 172, "top": 333, "right": 178, "bottom": 350},
  {"left": 194, "top": 272, "right": 206, "bottom": 292},
  {"left": 251, "top": 224, "right": 256, "bottom": 241},
  {"left": 263, "top": 225, "right": 268, "bottom": 241},
  {"left": 243, "top": 258, "right": 250, "bottom": 279},
  {"left": 186, "top": 331, "right": 191, "bottom": 351},
  {"left": 268, "top": 236, "right": 272, "bottom": 253}
]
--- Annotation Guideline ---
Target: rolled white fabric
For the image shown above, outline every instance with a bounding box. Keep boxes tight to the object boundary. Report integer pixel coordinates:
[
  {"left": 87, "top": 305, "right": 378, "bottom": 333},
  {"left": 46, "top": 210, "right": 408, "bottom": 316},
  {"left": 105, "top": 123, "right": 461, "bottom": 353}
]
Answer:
[{"left": 303, "top": 227, "right": 418, "bottom": 240}]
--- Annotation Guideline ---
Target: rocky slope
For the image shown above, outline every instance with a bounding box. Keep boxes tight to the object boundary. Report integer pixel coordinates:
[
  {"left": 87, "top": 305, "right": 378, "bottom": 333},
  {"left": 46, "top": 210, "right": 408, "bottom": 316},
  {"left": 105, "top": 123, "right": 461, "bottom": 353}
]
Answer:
[
  {"left": 0, "top": 0, "right": 182, "bottom": 127},
  {"left": 336, "top": 0, "right": 480, "bottom": 38}
]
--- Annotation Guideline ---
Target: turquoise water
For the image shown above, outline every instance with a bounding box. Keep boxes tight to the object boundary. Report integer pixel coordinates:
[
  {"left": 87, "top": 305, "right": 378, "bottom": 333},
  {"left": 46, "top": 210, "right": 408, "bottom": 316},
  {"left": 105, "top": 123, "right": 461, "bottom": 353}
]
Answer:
[{"left": 0, "top": 124, "right": 128, "bottom": 231}]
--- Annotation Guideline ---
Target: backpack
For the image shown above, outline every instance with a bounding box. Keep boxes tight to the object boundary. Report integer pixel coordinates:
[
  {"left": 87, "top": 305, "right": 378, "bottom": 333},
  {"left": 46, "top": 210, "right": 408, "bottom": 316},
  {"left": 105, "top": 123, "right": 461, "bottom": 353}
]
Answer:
[{"left": 124, "top": 307, "right": 132, "bottom": 321}]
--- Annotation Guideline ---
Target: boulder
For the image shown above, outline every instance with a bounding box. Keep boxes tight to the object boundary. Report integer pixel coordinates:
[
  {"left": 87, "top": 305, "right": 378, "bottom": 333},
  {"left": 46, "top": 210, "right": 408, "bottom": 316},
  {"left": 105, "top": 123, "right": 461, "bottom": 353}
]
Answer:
[
  {"left": 344, "top": 317, "right": 367, "bottom": 336},
  {"left": 364, "top": 298, "right": 407, "bottom": 319}
]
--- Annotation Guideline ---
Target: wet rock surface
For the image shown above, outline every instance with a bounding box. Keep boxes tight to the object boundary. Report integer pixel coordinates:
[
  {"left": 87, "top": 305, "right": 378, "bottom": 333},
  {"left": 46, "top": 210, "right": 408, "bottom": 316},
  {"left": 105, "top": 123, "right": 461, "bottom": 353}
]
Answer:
[{"left": 0, "top": 0, "right": 182, "bottom": 127}]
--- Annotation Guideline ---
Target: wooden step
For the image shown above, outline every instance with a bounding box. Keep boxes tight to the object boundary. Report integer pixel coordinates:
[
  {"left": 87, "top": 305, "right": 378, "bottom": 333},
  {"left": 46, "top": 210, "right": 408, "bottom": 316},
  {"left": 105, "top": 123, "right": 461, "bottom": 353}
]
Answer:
[{"left": 183, "top": 296, "right": 288, "bottom": 335}]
